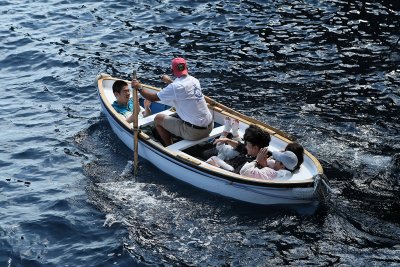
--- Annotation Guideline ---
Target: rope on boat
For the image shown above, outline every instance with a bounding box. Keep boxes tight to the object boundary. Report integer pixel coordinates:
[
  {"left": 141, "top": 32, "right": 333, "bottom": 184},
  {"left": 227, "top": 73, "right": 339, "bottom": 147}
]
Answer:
[
  {"left": 313, "top": 175, "right": 334, "bottom": 195},
  {"left": 132, "top": 127, "right": 141, "bottom": 134}
]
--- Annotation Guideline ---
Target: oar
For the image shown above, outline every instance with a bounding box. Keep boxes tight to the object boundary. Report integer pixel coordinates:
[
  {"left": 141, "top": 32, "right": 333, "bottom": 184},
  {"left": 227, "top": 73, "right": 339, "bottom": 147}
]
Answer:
[{"left": 132, "top": 70, "right": 139, "bottom": 176}]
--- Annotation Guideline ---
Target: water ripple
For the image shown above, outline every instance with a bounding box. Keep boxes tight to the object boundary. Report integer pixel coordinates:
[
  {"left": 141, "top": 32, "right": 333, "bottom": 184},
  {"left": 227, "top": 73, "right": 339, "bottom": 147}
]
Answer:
[{"left": 1, "top": 0, "right": 399, "bottom": 266}]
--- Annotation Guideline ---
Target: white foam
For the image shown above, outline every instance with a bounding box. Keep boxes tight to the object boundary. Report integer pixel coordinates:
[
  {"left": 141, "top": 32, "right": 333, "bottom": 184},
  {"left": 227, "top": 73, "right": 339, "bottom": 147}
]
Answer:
[
  {"left": 103, "top": 214, "right": 120, "bottom": 227},
  {"left": 120, "top": 161, "right": 133, "bottom": 177}
]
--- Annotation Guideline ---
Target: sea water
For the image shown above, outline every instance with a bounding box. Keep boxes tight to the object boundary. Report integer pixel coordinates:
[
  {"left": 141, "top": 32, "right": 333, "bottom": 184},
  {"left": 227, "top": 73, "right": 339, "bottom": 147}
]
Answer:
[{"left": 1, "top": 0, "right": 399, "bottom": 266}]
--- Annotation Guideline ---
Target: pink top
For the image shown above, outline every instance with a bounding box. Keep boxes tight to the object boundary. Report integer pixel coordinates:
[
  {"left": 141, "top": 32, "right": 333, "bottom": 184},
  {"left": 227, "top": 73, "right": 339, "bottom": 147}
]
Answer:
[{"left": 240, "top": 161, "right": 292, "bottom": 180}]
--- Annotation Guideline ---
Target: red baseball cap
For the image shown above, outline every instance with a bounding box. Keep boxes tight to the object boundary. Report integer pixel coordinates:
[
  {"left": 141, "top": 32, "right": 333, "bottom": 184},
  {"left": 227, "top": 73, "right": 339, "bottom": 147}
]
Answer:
[{"left": 171, "top": 57, "right": 188, "bottom": 77}]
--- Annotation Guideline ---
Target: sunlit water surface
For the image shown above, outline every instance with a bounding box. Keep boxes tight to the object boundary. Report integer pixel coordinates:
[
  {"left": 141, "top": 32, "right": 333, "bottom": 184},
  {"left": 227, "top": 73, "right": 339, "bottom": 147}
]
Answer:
[{"left": 1, "top": 0, "right": 399, "bottom": 266}]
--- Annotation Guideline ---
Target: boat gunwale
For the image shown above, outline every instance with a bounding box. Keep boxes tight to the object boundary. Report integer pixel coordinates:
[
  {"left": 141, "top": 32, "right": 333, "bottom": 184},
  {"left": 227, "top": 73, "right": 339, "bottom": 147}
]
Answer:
[{"left": 97, "top": 77, "right": 323, "bottom": 189}]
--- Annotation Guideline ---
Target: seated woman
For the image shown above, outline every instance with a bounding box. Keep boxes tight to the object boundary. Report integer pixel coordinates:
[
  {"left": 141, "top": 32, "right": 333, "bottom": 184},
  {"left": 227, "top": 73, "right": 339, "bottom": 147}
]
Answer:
[
  {"left": 240, "top": 148, "right": 298, "bottom": 180},
  {"left": 112, "top": 80, "right": 151, "bottom": 122},
  {"left": 206, "top": 124, "right": 271, "bottom": 173},
  {"left": 266, "top": 142, "right": 304, "bottom": 171}
]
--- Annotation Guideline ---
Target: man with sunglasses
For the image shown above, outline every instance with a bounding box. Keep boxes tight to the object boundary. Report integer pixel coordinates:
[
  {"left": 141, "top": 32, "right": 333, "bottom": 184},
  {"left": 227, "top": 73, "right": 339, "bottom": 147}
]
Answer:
[{"left": 132, "top": 57, "right": 213, "bottom": 146}]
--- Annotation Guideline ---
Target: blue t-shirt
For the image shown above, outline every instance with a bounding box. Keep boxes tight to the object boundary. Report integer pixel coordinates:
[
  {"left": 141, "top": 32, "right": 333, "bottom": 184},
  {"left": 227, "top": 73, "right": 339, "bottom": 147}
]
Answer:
[
  {"left": 112, "top": 98, "right": 134, "bottom": 118},
  {"left": 112, "top": 98, "right": 145, "bottom": 119}
]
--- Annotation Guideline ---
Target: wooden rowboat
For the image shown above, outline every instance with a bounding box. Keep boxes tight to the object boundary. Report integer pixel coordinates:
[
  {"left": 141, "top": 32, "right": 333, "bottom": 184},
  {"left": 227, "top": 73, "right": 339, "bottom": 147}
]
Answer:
[{"left": 97, "top": 75, "right": 324, "bottom": 205}]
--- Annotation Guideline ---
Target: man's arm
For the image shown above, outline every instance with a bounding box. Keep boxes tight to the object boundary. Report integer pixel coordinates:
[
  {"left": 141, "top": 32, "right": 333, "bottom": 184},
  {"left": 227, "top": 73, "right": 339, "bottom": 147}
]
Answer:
[
  {"left": 139, "top": 87, "right": 160, "bottom": 102},
  {"left": 131, "top": 80, "right": 160, "bottom": 102}
]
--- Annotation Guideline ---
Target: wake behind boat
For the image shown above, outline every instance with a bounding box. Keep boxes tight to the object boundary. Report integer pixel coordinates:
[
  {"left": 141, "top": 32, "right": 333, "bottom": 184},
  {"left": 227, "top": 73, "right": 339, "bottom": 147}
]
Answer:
[{"left": 97, "top": 75, "right": 325, "bottom": 205}]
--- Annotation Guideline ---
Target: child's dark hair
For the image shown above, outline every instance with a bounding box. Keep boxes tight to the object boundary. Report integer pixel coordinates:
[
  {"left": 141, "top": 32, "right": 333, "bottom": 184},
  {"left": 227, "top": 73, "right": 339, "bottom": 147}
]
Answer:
[
  {"left": 112, "top": 80, "right": 128, "bottom": 94},
  {"left": 243, "top": 124, "right": 271, "bottom": 148},
  {"left": 285, "top": 142, "right": 304, "bottom": 170}
]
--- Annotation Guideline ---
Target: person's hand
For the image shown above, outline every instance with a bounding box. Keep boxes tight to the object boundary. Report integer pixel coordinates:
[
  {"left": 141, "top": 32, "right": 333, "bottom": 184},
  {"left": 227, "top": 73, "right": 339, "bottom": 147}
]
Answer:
[
  {"left": 256, "top": 147, "right": 269, "bottom": 167},
  {"left": 160, "top": 74, "right": 173, "bottom": 84},
  {"left": 213, "top": 137, "right": 230, "bottom": 145},
  {"left": 144, "top": 99, "right": 151, "bottom": 108},
  {"left": 206, "top": 158, "right": 220, "bottom": 167},
  {"left": 131, "top": 79, "right": 140, "bottom": 89}
]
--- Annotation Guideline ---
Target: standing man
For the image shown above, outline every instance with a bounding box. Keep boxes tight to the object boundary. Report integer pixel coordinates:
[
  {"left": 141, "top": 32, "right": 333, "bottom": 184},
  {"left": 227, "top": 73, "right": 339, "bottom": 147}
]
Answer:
[{"left": 132, "top": 57, "right": 213, "bottom": 146}]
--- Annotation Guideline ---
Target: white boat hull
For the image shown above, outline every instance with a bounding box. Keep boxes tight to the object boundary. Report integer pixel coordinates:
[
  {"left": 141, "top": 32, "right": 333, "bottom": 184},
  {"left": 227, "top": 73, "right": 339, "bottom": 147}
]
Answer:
[{"left": 98, "top": 77, "right": 322, "bottom": 205}]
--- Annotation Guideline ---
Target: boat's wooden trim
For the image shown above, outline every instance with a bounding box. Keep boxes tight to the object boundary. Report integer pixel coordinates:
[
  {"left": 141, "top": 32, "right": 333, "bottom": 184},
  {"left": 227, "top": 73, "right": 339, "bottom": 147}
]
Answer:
[
  {"left": 98, "top": 77, "right": 323, "bottom": 187},
  {"left": 305, "top": 150, "right": 324, "bottom": 175},
  {"left": 143, "top": 137, "right": 315, "bottom": 188},
  {"left": 204, "top": 96, "right": 293, "bottom": 140},
  {"left": 137, "top": 135, "right": 315, "bottom": 188},
  {"left": 138, "top": 78, "right": 323, "bottom": 174},
  {"left": 176, "top": 153, "right": 202, "bottom": 165},
  {"left": 140, "top": 131, "right": 151, "bottom": 140}
]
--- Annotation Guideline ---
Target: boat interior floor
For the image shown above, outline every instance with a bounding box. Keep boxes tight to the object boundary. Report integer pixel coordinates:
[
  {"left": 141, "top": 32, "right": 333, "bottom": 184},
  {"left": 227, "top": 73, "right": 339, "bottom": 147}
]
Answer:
[
  {"left": 140, "top": 124, "right": 183, "bottom": 146},
  {"left": 183, "top": 142, "right": 217, "bottom": 161},
  {"left": 140, "top": 123, "right": 221, "bottom": 161}
]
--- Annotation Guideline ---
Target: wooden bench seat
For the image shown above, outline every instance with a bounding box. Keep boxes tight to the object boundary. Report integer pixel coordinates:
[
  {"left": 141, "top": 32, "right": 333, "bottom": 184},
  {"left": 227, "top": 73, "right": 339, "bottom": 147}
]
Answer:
[
  {"left": 138, "top": 109, "right": 175, "bottom": 127},
  {"left": 167, "top": 125, "right": 226, "bottom": 151}
]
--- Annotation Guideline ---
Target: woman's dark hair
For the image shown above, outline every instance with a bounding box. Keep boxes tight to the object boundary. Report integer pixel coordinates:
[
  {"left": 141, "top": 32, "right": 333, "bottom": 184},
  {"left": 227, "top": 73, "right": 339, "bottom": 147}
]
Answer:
[
  {"left": 243, "top": 124, "right": 271, "bottom": 148},
  {"left": 285, "top": 142, "right": 304, "bottom": 170},
  {"left": 112, "top": 80, "right": 128, "bottom": 94}
]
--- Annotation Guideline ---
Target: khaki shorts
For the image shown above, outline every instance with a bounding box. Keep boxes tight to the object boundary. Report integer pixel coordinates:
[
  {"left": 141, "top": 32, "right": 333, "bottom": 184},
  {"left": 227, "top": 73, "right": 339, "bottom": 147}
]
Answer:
[{"left": 161, "top": 116, "right": 213, "bottom": 141}]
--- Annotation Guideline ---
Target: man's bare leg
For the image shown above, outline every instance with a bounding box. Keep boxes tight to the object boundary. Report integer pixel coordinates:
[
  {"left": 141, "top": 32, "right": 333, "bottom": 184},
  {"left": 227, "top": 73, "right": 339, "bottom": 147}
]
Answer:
[{"left": 154, "top": 114, "right": 173, "bottom": 146}]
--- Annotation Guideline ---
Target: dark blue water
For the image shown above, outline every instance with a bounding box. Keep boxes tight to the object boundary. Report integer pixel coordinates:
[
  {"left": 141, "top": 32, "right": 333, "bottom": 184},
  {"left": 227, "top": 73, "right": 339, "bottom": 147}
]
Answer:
[{"left": 1, "top": 0, "right": 399, "bottom": 266}]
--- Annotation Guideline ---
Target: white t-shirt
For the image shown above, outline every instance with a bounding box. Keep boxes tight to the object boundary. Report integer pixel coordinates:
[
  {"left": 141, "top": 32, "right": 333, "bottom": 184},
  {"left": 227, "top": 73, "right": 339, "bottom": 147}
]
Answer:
[{"left": 157, "top": 75, "right": 213, "bottom": 127}]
